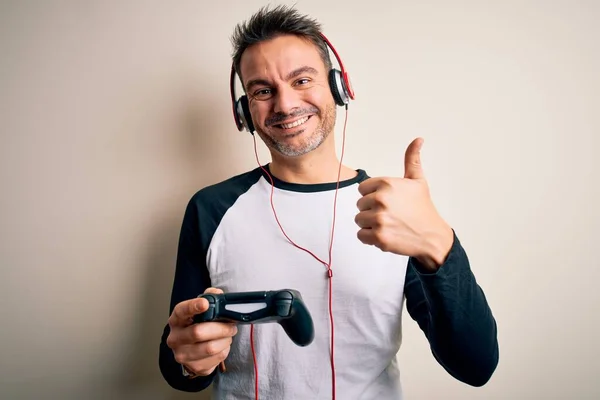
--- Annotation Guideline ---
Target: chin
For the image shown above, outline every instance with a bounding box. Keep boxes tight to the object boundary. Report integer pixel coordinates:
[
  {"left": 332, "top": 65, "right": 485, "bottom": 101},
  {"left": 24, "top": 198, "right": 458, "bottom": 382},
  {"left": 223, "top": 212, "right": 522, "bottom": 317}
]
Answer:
[{"left": 274, "top": 129, "right": 330, "bottom": 158}]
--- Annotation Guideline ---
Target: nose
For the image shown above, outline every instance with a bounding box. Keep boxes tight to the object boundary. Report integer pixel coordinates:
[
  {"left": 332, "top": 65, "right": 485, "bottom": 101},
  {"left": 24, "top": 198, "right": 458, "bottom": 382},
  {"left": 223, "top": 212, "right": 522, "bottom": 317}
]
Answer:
[{"left": 273, "top": 84, "right": 301, "bottom": 115}]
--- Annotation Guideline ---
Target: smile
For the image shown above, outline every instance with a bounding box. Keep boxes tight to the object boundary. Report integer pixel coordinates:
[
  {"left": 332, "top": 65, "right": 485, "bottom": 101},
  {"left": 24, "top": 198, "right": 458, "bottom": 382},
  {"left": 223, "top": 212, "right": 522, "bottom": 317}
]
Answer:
[{"left": 274, "top": 116, "right": 311, "bottom": 130}]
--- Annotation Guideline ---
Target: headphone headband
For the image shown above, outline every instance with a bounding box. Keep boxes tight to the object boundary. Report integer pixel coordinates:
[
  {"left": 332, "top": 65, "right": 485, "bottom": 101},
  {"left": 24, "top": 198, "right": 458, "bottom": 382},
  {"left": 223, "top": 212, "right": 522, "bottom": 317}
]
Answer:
[
  {"left": 230, "top": 32, "right": 354, "bottom": 133},
  {"left": 319, "top": 33, "right": 355, "bottom": 101}
]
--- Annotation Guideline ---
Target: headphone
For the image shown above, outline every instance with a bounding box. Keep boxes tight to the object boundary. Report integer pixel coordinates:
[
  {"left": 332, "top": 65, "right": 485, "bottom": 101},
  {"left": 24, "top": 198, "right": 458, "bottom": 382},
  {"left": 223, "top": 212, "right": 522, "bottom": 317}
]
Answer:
[{"left": 230, "top": 32, "right": 355, "bottom": 134}]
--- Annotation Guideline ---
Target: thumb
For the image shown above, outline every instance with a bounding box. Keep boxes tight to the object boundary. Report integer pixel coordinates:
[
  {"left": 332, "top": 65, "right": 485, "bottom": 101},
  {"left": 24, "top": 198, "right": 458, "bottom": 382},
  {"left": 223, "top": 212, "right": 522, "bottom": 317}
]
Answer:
[{"left": 404, "top": 137, "right": 425, "bottom": 179}]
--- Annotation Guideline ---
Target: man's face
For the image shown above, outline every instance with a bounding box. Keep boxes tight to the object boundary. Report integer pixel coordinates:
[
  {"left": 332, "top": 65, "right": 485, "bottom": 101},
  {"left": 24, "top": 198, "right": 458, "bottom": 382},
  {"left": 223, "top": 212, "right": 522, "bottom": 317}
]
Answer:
[{"left": 239, "top": 34, "right": 336, "bottom": 157}]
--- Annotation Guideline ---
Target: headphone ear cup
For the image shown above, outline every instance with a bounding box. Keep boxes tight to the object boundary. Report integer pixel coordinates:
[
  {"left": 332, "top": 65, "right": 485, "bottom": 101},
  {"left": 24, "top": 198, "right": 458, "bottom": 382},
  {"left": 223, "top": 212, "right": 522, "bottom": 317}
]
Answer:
[
  {"left": 236, "top": 95, "right": 255, "bottom": 133},
  {"left": 328, "top": 69, "right": 348, "bottom": 107},
  {"left": 233, "top": 99, "right": 244, "bottom": 131}
]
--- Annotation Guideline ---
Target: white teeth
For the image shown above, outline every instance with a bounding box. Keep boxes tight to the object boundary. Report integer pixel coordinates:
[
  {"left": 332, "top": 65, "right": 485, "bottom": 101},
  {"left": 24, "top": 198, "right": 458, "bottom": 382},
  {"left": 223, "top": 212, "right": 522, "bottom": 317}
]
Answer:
[{"left": 280, "top": 116, "right": 309, "bottom": 129}]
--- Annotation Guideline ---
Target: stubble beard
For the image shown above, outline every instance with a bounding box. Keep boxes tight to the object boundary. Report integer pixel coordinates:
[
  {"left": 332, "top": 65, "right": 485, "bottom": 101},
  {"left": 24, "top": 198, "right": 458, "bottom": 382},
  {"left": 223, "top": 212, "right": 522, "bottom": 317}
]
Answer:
[{"left": 256, "top": 103, "right": 337, "bottom": 158}]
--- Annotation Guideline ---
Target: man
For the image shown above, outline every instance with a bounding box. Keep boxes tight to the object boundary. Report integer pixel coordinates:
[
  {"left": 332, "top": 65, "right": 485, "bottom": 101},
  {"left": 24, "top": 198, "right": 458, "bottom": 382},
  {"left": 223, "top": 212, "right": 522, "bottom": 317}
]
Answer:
[{"left": 159, "top": 5, "right": 498, "bottom": 399}]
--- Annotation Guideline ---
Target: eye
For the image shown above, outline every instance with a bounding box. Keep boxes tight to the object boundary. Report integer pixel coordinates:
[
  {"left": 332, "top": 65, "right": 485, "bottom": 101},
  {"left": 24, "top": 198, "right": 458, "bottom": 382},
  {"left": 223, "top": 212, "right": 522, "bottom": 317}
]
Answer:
[
  {"left": 253, "top": 88, "right": 273, "bottom": 100},
  {"left": 295, "top": 78, "right": 310, "bottom": 86}
]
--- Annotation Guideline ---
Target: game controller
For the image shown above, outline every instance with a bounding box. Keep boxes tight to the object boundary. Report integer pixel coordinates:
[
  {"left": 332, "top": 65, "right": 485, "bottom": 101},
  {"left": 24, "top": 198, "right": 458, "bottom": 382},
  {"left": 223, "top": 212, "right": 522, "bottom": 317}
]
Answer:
[{"left": 193, "top": 289, "right": 315, "bottom": 347}]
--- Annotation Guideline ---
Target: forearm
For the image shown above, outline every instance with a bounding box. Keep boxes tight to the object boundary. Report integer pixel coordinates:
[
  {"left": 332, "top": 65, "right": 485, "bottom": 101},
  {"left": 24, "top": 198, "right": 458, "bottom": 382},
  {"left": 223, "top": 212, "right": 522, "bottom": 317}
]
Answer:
[
  {"left": 405, "top": 231, "right": 499, "bottom": 386},
  {"left": 159, "top": 324, "right": 216, "bottom": 392},
  {"left": 159, "top": 197, "right": 218, "bottom": 391}
]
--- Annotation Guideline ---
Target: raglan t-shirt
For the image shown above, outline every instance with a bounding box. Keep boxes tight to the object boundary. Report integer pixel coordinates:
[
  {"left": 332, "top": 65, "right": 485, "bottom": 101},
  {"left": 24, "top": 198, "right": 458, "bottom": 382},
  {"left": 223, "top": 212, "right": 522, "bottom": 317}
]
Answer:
[{"left": 159, "top": 165, "right": 499, "bottom": 399}]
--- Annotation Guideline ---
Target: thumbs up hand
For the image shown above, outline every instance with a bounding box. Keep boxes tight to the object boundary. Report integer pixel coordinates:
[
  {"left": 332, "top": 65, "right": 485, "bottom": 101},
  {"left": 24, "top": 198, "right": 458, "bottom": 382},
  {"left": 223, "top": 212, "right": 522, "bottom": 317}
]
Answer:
[{"left": 355, "top": 138, "right": 454, "bottom": 272}]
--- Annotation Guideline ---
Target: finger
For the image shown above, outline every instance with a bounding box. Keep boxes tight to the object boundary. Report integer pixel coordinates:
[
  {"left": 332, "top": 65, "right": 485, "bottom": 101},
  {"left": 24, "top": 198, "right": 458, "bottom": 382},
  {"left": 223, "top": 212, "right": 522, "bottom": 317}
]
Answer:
[
  {"left": 356, "top": 209, "right": 389, "bottom": 229},
  {"left": 167, "top": 321, "right": 237, "bottom": 350},
  {"left": 184, "top": 347, "right": 232, "bottom": 377},
  {"left": 357, "top": 228, "right": 393, "bottom": 252},
  {"left": 174, "top": 336, "right": 233, "bottom": 364},
  {"left": 184, "top": 322, "right": 238, "bottom": 344},
  {"left": 356, "top": 192, "right": 385, "bottom": 211},
  {"left": 357, "top": 228, "right": 377, "bottom": 246},
  {"left": 357, "top": 177, "right": 387, "bottom": 196},
  {"left": 354, "top": 210, "right": 375, "bottom": 229},
  {"left": 169, "top": 298, "right": 210, "bottom": 327},
  {"left": 404, "top": 137, "right": 425, "bottom": 180}
]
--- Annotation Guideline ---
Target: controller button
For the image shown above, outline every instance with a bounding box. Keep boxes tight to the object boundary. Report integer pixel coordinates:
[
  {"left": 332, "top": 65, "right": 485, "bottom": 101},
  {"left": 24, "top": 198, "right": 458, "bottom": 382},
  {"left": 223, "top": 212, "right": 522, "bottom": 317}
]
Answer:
[
  {"left": 277, "top": 290, "right": 293, "bottom": 300},
  {"left": 274, "top": 300, "right": 292, "bottom": 317}
]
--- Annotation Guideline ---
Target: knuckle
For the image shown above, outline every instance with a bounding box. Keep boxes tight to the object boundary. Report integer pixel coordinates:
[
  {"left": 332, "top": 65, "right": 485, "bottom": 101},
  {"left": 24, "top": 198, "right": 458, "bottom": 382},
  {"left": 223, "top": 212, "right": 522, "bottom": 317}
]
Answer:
[
  {"left": 374, "top": 233, "right": 391, "bottom": 251},
  {"left": 166, "top": 331, "right": 179, "bottom": 349},
  {"left": 223, "top": 323, "right": 236, "bottom": 337},
  {"left": 192, "top": 325, "right": 208, "bottom": 342},
  {"left": 177, "top": 301, "right": 189, "bottom": 315},
  {"left": 373, "top": 193, "right": 386, "bottom": 207},
  {"left": 166, "top": 335, "right": 175, "bottom": 349},
  {"left": 373, "top": 213, "right": 387, "bottom": 228},
  {"left": 379, "top": 178, "right": 392, "bottom": 188},
  {"left": 205, "top": 341, "right": 220, "bottom": 356},
  {"left": 218, "top": 348, "right": 230, "bottom": 361},
  {"left": 372, "top": 230, "right": 384, "bottom": 243},
  {"left": 167, "top": 313, "right": 177, "bottom": 328},
  {"left": 173, "top": 351, "right": 187, "bottom": 364}
]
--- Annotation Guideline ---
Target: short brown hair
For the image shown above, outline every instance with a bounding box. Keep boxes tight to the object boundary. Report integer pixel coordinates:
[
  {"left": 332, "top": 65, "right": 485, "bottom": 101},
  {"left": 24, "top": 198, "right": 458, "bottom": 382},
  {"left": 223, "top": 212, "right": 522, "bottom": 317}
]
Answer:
[{"left": 230, "top": 5, "right": 333, "bottom": 85}]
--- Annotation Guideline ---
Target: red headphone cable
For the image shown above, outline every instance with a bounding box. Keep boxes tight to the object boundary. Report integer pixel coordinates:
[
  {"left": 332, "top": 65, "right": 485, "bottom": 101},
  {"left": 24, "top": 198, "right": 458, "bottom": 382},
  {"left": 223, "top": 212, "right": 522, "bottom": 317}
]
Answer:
[{"left": 250, "top": 105, "right": 349, "bottom": 400}]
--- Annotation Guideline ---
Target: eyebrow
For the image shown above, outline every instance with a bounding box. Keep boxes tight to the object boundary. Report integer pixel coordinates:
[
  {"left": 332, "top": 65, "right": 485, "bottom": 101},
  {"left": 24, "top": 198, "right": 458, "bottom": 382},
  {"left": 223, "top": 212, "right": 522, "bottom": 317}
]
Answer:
[{"left": 245, "top": 66, "right": 319, "bottom": 92}]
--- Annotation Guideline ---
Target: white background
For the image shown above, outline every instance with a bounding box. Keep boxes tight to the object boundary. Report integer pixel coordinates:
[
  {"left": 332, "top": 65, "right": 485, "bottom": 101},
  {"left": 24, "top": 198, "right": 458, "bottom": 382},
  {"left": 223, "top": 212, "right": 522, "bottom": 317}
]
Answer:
[{"left": 1, "top": 0, "right": 598, "bottom": 399}]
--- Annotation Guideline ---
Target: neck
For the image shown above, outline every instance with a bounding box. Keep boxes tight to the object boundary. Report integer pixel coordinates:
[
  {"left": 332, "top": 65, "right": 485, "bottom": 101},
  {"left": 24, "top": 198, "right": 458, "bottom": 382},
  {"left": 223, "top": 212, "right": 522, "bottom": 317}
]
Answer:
[{"left": 267, "top": 138, "right": 356, "bottom": 184}]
